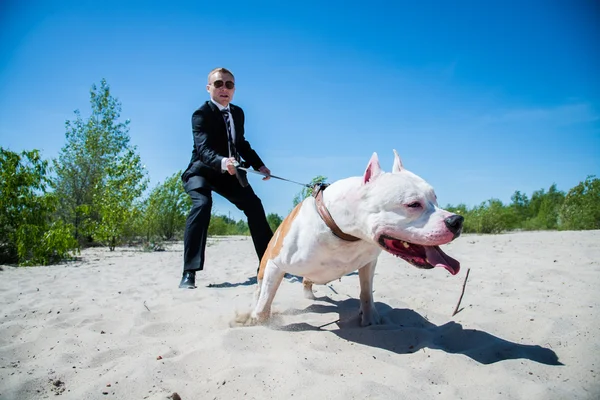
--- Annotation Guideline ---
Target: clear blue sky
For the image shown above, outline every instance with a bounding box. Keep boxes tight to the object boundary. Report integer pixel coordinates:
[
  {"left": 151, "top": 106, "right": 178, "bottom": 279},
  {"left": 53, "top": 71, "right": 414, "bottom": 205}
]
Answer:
[{"left": 1, "top": 0, "right": 598, "bottom": 220}]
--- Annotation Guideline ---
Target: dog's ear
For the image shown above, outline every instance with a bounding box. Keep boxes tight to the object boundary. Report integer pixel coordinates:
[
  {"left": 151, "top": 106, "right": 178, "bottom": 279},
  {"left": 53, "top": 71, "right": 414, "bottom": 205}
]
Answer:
[
  {"left": 363, "top": 152, "right": 382, "bottom": 184},
  {"left": 392, "top": 149, "right": 403, "bottom": 173}
]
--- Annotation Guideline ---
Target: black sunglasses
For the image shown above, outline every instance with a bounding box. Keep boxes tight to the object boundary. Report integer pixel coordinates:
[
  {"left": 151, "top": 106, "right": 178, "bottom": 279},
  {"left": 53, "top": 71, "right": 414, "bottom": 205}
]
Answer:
[{"left": 212, "top": 80, "right": 235, "bottom": 89}]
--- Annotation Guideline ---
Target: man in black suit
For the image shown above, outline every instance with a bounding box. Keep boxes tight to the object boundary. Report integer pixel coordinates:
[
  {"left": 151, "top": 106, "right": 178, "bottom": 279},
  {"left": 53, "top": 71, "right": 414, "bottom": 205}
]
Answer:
[{"left": 179, "top": 67, "right": 274, "bottom": 289}]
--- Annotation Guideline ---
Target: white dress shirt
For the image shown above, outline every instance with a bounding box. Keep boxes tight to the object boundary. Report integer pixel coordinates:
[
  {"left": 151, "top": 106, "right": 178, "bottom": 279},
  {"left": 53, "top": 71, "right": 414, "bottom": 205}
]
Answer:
[{"left": 210, "top": 99, "right": 237, "bottom": 172}]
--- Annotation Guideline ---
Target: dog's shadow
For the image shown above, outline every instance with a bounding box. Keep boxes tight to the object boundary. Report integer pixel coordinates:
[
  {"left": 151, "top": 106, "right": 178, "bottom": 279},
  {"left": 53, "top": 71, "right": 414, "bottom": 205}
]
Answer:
[
  {"left": 206, "top": 273, "right": 304, "bottom": 288},
  {"left": 275, "top": 297, "right": 562, "bottom": 366}
]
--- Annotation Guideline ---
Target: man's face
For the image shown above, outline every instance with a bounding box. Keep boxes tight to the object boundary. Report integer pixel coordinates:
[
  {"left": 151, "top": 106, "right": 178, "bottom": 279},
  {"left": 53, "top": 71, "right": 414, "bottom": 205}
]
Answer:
[{"left": 207, "top": 71, "right": 235, "bottom": 106}]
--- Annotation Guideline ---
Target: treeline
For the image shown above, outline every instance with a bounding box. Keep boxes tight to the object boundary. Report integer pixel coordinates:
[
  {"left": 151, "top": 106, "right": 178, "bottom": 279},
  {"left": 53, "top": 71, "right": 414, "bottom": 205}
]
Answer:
[
  {"left": 1, "top": 79, "right": 598, "bottom": 266},
  {"left": 445, "top": 178, "right": 599, "bottom": 234}
]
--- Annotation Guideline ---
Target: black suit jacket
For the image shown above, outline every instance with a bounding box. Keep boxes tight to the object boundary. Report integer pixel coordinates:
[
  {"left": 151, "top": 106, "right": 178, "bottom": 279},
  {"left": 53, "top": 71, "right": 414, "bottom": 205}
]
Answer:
[{"left": 182, "top": 101, "right": 265, "bottom": 192}]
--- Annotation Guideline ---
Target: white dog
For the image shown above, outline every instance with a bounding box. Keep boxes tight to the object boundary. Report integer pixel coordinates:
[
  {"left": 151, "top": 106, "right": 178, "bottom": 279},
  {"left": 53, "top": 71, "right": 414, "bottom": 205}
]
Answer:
[{"left": 252, "top": 150, "right": 463, "bottom": 326}]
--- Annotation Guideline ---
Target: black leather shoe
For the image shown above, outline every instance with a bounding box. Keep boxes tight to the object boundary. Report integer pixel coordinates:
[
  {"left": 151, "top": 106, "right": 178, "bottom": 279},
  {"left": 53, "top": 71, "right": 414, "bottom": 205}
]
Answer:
[{"left": 178, "top": 271, "right": 196, "bottom": 289}]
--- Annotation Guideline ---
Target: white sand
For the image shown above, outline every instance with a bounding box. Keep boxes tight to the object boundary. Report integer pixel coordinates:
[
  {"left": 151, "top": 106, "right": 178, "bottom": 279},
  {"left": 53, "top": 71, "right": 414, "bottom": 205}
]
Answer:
[{"left": 1, "top": 230, "right": 599, "bottom": 399}]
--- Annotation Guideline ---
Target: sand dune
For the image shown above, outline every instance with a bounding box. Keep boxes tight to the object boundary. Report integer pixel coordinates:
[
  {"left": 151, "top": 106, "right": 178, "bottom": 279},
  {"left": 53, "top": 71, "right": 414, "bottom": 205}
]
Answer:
[{"left": 1, "top": 230, "right": 599, "bottom": 399}]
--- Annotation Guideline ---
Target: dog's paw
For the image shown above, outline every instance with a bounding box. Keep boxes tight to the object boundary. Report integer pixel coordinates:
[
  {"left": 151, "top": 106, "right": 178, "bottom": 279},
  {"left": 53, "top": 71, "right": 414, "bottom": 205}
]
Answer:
[
  {"left": 303, "top": 288, "right": 317, "bottom": 300},
  {"left": 229, "top": 311, "right": 266, "bottom": 327},
  {"left": 359, "top": 308, "right": 381, "bottom": 327}
]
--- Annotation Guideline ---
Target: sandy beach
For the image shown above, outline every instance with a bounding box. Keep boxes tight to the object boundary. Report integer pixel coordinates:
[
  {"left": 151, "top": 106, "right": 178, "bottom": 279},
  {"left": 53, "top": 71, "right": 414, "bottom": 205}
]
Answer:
[{"left": 1, "top": 230, "right": 599, "bottom": 399}]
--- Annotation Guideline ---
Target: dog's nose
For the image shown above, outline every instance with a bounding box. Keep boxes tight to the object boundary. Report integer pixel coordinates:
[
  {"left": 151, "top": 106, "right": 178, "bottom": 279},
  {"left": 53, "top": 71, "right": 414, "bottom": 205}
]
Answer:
[{"left": 444, "top": 215, "right": 464, "bottom": 239}]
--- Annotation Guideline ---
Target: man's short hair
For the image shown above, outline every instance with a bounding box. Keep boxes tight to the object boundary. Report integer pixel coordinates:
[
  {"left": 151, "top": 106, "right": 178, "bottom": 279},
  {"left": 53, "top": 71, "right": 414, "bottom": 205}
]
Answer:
[{"left": 207, "top": 67, "right": 235, "bottom": 83}]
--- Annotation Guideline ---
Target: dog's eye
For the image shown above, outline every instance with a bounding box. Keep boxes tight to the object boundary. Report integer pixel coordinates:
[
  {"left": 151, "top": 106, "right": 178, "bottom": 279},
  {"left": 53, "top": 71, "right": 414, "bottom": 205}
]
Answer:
[{"left": 407, "top": 202, "right": 421, "bottom": 208}]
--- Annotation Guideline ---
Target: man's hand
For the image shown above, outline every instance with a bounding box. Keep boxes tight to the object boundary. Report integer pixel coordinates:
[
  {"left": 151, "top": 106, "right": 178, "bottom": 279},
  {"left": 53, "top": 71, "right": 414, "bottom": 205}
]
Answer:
[
  {"left": 258, "top": 166, "right": 271, "bottom": 181},
  {"left": 225, "top": 158, "right": 237, "bottom": 175}
]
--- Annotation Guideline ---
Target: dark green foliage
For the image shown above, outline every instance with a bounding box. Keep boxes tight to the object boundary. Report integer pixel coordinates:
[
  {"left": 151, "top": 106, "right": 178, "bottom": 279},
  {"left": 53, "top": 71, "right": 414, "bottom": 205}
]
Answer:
[
  {"left": 522, "top": 184, "right": 565, "bottom": 230},
  {"left": 53, "top": 79, "right": 147, "bottom": 248},
  {"left": 445, "top": 182, "right": 576, "bottom": 234},
  {"left": 510, "top": 190, "right": 530, "bottom": 221},
  {"left": 559, "top": 175, "right": 600, "bottom": 230},
  {"left": 0, "top": 148, "right": 78, "bottom": 265},
  {"left": 471, "top": 199, "right": 518, "bottom": 234},
  {"left": 94, "top": 148, "right": 148, "bottom": 250},
  {"left": 207, "top": 214, "right": 250, "bottom": 236},
  {"left": 267, "top": 213, "right": 283, "bottom": 232},
  {"left": 135, "top": 171, "right": 191, "bottom": 243}
]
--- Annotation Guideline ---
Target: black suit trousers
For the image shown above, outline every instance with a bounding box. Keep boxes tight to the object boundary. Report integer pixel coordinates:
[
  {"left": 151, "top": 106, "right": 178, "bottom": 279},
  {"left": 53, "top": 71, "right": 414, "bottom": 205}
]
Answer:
[{"left": 183, "top": 174, "right": 273, "bottom": 273}]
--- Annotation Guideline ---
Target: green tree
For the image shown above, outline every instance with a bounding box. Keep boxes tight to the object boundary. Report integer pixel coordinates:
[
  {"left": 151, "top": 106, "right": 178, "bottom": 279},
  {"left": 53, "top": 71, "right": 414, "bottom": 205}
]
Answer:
[
  {"left": 0, "top": 148, "right": 78, "bottom": 265},
  {"left": 560, "top": 175, "right": 600, "bottom": 230},
  {"left": 539, "top": 184, "right": 565, "bottom": 229},
  {"left": 94, "top": 148, "right": 148, "bottom": 250},
  {"left": 469, "top": 199, "right": 517, "bottom": 234},
  {"left": 234, "top": 219, "right": 250, "bottom": 235},
  {"left": 206, "top": 214, "right": 250, "bottom": 236},
  {"left": 292, "top": 175, "right": 328, "bottom": 207},
  {"left": 136, "top": 171, "right": 190, "bottom": 243},
  {"left": 207, "top": 215, "right": 230, "bottom": 236},
  {"left": 527, "top": 188, "right": 544, "bottom": 220},
  {"left": 53, "top": 78, "right": 136, "bottom": 244},
  {"left": 267, "top": 213, "right": 283, "bottom": 232},
  {"left": 524, "top": 184, "right": 565, "bottom": 230},
  {"left": 510, "top": 190, "right": 530, "bottom": 221}
]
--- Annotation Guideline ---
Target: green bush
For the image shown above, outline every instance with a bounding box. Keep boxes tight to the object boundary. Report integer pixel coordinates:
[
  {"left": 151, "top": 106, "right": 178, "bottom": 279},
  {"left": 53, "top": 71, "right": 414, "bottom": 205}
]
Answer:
[
  {"left": 17, "top": 219, "right": 79, "bottom": 266},
  {"left": 267, "top": 213, "right": 283, "bottom": 232},
  {"left": 559, "top": 175, "right": 600, "bottom": 230},
  {"left": 0, "top": 148, "right": 78, "bottom": 266},
  {"left": 207, "top": 214, "right": 250, "bottom": 236},
  {"left": 469, "top": 199, "right": 518, "bottom": 234},
  {"left": 136, "top": 171, "right": 191, "bottom": 243}
]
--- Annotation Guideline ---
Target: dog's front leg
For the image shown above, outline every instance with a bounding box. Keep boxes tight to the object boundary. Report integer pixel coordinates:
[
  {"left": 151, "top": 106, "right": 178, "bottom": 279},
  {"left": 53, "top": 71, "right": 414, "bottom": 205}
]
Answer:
[
  {"left": 358, "top": 260, "right": 380, "bottom": 326},
  {"left": 251, "top": 260, "right": 285, "bottom": 323},
  {"left": 302, "top": 278, "right": 317, "bottom": 300}
]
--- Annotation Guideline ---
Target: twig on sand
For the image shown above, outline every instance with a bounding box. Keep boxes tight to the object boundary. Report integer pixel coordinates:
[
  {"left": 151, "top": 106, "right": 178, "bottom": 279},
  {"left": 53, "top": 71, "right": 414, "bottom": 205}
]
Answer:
[
  {"left": 317, "top": 319, "right": 340, "bottom": 329},
  {"left": 452, "top": 268, "right": 471, "bottom": 317},
  {"left": 143, "top": 301, "right": 151, "bottom": 312}
]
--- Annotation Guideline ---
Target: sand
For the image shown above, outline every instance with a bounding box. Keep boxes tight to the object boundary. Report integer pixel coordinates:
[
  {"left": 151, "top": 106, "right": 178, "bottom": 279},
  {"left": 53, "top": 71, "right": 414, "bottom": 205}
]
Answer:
[{"left": 1, "top": 230, "right": 599, "bottom": 399}]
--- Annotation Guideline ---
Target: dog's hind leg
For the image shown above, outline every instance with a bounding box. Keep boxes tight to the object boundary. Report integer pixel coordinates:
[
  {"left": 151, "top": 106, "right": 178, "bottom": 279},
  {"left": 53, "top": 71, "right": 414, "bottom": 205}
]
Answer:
[
  {"left": 358, "top": 260, "right": 381, "bottom": 326},
  {"left": 302, "top": 278, "right": 317, "bottom": 300},
  {"left": 251, "top": 260, "right": 285, "bottom": 323}
]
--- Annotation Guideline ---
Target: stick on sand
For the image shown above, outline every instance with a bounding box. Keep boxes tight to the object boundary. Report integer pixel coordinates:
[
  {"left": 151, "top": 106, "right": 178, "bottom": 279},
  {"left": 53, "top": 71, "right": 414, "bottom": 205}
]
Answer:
[{"left": 452, "top": 268, "right": 471, "bottom": 317}]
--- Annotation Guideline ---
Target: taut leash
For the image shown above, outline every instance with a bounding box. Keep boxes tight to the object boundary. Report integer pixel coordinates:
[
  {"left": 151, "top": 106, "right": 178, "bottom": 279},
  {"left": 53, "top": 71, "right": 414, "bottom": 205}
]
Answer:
[
  {"left": 235, "top": 163, "right": 359, "bottom": 242},
  {"left": 235, "top": 165, "right": 312, "bottom": 188}
]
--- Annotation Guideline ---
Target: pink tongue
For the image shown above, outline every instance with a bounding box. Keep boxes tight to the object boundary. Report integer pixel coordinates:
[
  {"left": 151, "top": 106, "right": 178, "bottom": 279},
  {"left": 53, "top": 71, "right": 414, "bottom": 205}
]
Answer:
[{"left": 424, "top": 246, "right": 460, "bottom": 275}]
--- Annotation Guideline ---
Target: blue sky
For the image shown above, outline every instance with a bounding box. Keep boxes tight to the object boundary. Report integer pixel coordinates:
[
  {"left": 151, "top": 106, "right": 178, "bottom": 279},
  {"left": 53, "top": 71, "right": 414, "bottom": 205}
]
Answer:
[{"left": 1, "top": 0, "right": 598, "bottom": 220}]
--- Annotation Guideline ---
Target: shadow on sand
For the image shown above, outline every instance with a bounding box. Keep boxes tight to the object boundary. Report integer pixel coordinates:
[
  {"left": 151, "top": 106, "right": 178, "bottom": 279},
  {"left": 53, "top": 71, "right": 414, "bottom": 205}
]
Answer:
[
  {"left": 206, "top": 273, "right": 306, "bottom": 288},
  {"left": 272, "top": 297, "right": 562, "bottom": 366},
  {"left": 210, "top": 274, "right": 560, "bottom": 366},
  {"left": 206, "top": 272, "right": 358, "bottom": 288},
  {"left": 206, "top": 276, "right": 257, "bottom": 288}
]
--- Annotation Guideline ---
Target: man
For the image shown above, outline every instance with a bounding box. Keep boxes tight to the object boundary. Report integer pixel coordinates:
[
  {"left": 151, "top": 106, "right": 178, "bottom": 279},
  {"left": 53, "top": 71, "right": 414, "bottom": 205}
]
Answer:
[{"left": 179, "top": 67, "right": 274, "bottom": 289}]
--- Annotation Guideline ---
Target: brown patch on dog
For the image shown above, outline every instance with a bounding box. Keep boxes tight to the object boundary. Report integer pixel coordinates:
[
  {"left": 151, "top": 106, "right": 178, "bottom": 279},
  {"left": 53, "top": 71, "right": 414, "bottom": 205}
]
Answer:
[{"left": 257, "top": 203, "right": 303, "bottom": 280}]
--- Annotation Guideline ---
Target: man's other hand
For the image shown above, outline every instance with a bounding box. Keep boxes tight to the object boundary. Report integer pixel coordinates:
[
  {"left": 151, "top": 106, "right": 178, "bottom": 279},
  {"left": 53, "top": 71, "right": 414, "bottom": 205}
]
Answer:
[
  {"left": 258, "top": 166, "right": 271, "bottom": 180},
  {"left": 226, "top": 158, "right": 237, "bottom": 175}
]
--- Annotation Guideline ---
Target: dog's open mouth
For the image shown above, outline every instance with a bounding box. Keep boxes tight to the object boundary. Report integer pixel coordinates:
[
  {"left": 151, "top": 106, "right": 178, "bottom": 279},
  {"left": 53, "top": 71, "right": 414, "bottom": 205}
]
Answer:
[{"left": 378, "top": 235, "right": 460, "bottom": 275}]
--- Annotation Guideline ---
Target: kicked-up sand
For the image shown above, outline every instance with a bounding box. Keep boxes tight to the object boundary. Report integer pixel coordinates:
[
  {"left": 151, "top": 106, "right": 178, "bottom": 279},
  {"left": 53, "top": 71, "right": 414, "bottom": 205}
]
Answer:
[{"left": 0, "top": 230, "right": 599, "bottom": 399}]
